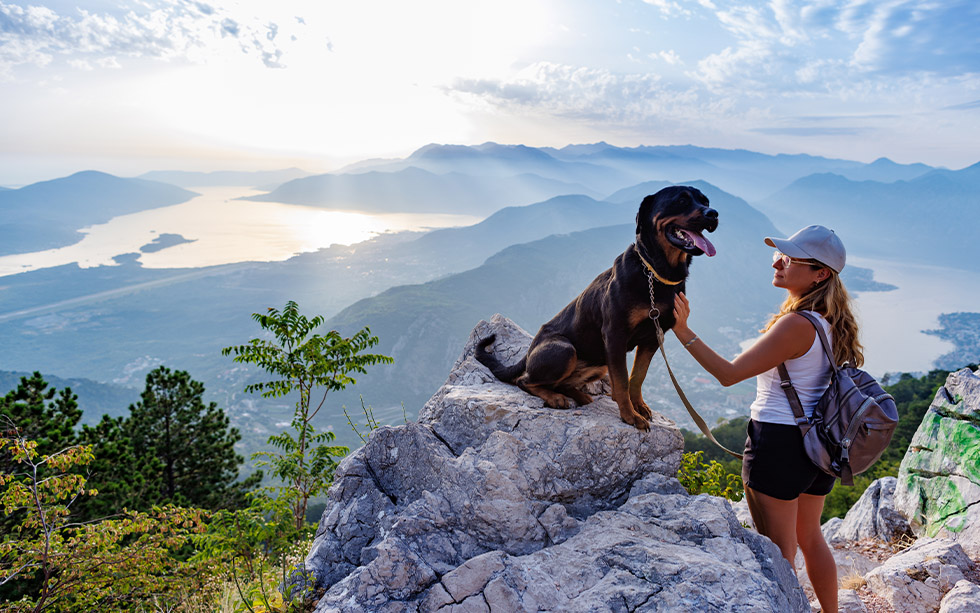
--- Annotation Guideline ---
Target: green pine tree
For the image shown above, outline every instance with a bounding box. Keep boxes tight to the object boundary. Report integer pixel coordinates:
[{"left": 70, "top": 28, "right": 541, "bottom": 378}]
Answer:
[
  {"left": 126, "top": 366, "right": 259, "bottom": 510},
  {"left": 0, "top": 372, "right": 81, "bottom": 466},
  {"left": 72, "top": 414, "right": 164, "bottom": 520}
]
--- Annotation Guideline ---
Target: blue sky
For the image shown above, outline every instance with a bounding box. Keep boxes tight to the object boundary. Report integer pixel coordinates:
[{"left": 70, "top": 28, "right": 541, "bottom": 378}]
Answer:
[{"left": 1, "top": 0, "right": 978, "bottom": 184}]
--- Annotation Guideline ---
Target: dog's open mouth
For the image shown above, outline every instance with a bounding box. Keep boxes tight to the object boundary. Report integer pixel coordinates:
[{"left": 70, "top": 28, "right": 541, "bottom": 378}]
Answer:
[{"left": 668, "top": 225, "right": 717, "bottom": 257}]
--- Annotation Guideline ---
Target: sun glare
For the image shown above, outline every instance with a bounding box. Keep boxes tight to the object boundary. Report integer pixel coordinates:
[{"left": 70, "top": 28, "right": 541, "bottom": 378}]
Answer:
[{"left": 102, "top": 0, "right": 560, "bottom": 162}]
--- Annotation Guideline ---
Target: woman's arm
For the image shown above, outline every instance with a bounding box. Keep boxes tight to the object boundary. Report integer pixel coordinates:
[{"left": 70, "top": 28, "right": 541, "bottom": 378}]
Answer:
[{"left": 672, "top": 292, "right": 815, "bottom": 387}]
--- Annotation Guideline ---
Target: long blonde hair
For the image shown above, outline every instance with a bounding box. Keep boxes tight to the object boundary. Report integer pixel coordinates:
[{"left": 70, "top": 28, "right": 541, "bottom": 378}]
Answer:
[{"left": 761, "top": 270, "right": 864, "bottom": 367}]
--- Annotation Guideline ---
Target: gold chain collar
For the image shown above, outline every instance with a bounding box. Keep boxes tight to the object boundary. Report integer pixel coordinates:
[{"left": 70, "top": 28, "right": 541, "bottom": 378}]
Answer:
[{"left": 635, "top": 247, "right": 683, "bottom": 286}]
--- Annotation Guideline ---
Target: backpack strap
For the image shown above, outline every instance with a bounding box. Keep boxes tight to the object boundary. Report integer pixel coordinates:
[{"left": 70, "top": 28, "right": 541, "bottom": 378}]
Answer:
[
  {"left": 776, "top": 363, "right": 813, "bottom": 435},
  {"left": 776, "top": 311, "right": 834, "bottom": 435},
  {"left": 795, "top": 311, "right": 838, "bottom": 373}
]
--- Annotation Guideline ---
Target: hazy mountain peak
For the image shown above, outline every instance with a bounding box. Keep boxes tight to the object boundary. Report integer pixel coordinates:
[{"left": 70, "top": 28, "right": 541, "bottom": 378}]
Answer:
[
  {"left": 548, "top": 141, "right": 616, "bottom": 156},
  {"left": 68, "top": 170, "right": 116, "bottom": 180},
  {"left": 410, "top": 142, "right": 558, "bottom": 163},
  {"left": 19, "top": 170, "right": 174, "bottom": 193}
]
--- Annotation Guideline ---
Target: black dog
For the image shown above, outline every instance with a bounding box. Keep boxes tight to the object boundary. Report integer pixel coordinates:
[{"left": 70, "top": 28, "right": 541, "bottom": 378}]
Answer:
[{"left": 475, "top": 186, "right": 718, "bottom": 431}]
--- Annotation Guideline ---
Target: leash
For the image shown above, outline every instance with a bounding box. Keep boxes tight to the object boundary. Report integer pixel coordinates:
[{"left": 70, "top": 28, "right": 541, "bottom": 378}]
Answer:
[{"left": 638, "top": 249, "right": 743, "bottom": 460}]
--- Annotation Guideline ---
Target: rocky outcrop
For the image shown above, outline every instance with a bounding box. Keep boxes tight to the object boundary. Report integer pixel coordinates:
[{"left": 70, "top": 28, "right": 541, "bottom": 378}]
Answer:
[
  {"left": 297, "top": 315, "right": 810, "bottom": 612},
  {"left": 864, "top": 538, "right": 974, "bottom": 613},
  {"left": 895, "top": 367, "right": 980, "bottom": 557},
  {"left": 823, "top": 477, "right": 911, "bottom": 543}
]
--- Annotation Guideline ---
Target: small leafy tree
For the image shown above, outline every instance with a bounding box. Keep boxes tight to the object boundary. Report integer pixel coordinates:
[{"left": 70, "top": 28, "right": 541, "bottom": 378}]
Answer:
[
  {"left": 0, "top": 420, "right": 214, "bottom": 612},
  {"left": 222, "top": 301, "right": 393, "bottom": 530},
  {"left": 195, "top": 493, "right": 312, "bottom": 613}
]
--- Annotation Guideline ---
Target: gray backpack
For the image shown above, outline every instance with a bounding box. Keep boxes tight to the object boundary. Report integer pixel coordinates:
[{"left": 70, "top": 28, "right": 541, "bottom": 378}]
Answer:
[{"left": 778, "top": 312, "right": 898, "bottom": 486}]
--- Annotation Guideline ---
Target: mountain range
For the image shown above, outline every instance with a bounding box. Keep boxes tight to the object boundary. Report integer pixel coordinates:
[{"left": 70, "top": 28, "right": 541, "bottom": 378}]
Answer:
[
  {"left": 755, "top": 162, "right": 980, "bottom": 263},
  {"left": 138, "top": 168, "right": 313, "bottom": 189},
  {"left": 338, "top": 142, "right": 936, "bottom": 202},
  {"left": 241, "top": 166, "right": 600, "bottom": 216},
  {"left": 1, "top": 141, "right": 976, "bottom": 452}
]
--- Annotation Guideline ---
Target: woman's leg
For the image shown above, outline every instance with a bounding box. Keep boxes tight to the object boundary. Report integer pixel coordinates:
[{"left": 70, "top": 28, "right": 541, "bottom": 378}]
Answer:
[
  {"left": 744, "top": 485, "right": 799, "bottom": 568},
  {"left": 797, "top": 493, "right": 837, "bottom": 613}
]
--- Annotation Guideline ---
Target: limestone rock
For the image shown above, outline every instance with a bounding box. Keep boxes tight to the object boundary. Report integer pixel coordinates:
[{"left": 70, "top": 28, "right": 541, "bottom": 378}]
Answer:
[
  {"left": 895, "top": 367, "right": 980, "bottom": 557},
  {"left": 796, "top": 543, "right": 878, "bottom": 601},
  {"left": 731, "top": 498, "right": 754, "bottom": 531},
  {"left": 298, "top": 315, "right": 810, "bottom": 612},
  {"left": 864, "top": 537, "right": 974, "bottom": 613},
  {"left": 824, "top": 477, "right": 911, "bottom": 543},
  {"left": 837, "top": 589, "right": 868, "bottom": 613},
  {"left": 821, "top": 517, "right": 843, "bottom": 543},
  {"left": 939, "top": 579, "right": 980, "bottom": 613}
]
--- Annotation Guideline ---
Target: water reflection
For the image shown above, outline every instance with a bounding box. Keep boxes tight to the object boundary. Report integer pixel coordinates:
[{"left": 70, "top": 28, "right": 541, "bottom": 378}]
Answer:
[{"left": 0, "top": 187, "right": 481, "bottom": 276}]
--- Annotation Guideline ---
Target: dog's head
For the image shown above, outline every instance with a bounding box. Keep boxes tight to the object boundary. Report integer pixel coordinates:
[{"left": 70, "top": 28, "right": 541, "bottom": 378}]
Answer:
[{"left": 636, "top": 186, "right": 718, "bottom": 267}]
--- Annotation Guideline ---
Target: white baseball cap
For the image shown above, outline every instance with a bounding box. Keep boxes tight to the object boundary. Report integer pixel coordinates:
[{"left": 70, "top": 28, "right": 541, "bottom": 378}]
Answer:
[{"left": 764, "top": 225, "right": 846, "bottom": 273}]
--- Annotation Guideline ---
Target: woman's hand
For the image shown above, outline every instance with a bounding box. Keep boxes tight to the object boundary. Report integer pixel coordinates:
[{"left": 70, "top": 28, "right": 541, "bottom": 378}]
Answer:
[{"left": 673, "top": 292, "right": 692, "bottom": 335}]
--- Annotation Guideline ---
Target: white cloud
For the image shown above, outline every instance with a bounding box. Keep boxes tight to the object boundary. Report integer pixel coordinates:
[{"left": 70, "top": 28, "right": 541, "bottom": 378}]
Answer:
[
  {"left": 642, "top": 0, "right": 691, "bottom": 18},
  {"left": 67, "top": 58, "right": 93, "bottom": 70},
  {"left": 685, "top": 0, "right": 979, "bottom": 92},
  {"left": 450, "top": 61, "right": 727, "bottom": 132},
  {"left": 846, "top": 0, "right": 980, "bottom": 75},
  {"left": 0, "top": 0, "right": 298, "bottom": 75}
]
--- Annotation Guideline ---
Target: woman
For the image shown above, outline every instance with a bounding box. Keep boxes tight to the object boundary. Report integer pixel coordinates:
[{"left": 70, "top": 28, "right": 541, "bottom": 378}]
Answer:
[{"left": 672, "top": 225, "right": 862, "bottom": 613}]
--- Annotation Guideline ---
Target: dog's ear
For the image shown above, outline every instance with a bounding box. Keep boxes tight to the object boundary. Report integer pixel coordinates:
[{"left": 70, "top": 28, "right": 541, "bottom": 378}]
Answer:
[{"left": 636, "top": 194, "right": 658, "bottom": 234}]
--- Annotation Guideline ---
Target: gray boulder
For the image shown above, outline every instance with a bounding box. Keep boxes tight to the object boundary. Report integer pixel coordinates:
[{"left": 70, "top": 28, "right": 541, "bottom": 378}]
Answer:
[
  {"left": 864, "top": 537, "right": 975, "bottom": 613},
  {"left": 821, "top": 517, "right": 842, "bottom": 543},
  {"left": 297, "top": 315, "right": 810, "bottom": 611},
  {"left": 823, "top": 477, "right": 911, "bottom": 543},
  {"left": 939, "top": 580, "right": 980, "bottom": 613},
  {"left": 895, "top": 367, "right": 980, "bottom": 557},
  {"left": 837, "top": 589, "right": 868, "bottom": 613}
]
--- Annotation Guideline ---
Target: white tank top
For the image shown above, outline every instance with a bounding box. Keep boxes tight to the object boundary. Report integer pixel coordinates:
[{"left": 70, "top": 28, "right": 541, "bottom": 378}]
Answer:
[{"left": 749, "top": 311, "right": 833, "bottom": 426}]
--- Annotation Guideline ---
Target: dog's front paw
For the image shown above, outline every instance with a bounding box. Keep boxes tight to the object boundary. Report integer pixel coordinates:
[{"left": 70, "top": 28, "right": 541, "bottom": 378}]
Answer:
[
  {"left": 632, "top": 398, "right": 653, "bottom": 419},
  {"left": 618, "top": 405, "right": 651, "bottom": 431}
]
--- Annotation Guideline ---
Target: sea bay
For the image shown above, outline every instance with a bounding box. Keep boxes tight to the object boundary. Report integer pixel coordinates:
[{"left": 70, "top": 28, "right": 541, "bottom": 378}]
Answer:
[
  {"left": 849, "top": 256, "right": 980, "bottom": 377},
  {"left": 0, "top": 186, "right": 480, "bottom": 278}
]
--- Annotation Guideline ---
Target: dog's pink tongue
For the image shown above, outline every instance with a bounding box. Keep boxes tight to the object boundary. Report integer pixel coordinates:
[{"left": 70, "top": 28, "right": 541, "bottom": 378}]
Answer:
[{"left": 689, "top": 231, "right": 717, "bottom": 257}]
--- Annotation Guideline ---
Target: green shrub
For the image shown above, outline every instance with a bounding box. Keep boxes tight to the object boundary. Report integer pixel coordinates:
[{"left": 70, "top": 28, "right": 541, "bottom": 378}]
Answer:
[{"left": 677, "top": 450, "right": 743, "bottom": 501}]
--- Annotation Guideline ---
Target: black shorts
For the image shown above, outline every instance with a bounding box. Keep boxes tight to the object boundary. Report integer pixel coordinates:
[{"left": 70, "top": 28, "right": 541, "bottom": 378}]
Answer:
[{"left": 742, "top": 419, "right": 836, "bottom": 501}]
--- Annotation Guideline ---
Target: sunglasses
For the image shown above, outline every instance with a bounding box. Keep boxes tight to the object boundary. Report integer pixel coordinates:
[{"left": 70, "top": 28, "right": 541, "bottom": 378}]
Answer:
[{"left": 772, "top": 251, "right": 820, "bottom": 269}]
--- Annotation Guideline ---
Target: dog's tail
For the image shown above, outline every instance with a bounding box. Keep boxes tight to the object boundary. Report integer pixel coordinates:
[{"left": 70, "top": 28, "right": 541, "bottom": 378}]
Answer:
[{"left": 474, "top": 334, "right": 526, "bottom": 383}]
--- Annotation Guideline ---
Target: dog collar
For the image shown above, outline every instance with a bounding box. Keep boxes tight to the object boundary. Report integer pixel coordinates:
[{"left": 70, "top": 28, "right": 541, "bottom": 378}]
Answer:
[{"left": 635, "top": 248, "right": 683, "bottom": 286}]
